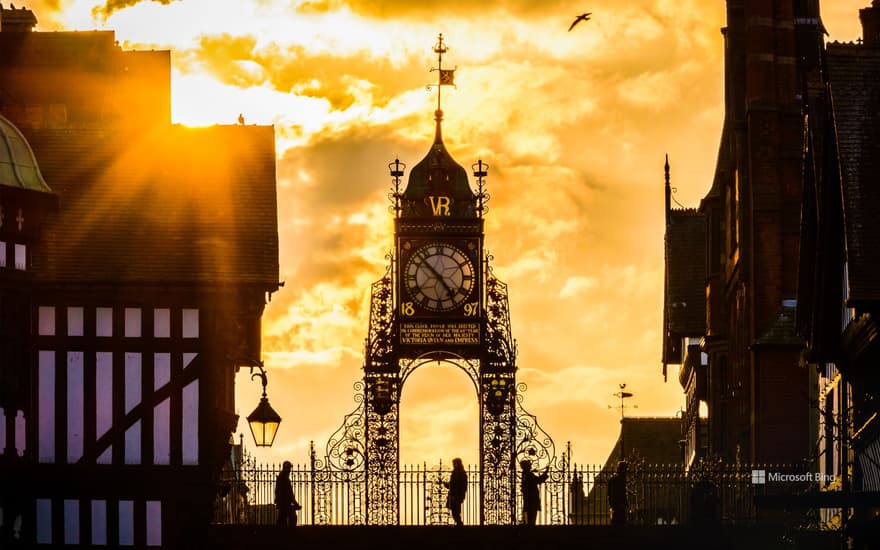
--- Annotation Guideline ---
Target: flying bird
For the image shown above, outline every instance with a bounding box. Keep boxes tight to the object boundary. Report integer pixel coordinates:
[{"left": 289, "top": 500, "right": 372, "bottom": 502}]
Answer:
[{"left": 568, "top": 12, "right": 591, "bottom": 31}]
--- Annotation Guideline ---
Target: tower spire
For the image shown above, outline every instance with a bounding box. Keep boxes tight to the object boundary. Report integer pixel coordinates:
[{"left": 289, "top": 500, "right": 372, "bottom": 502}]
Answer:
[{"left": 430, "top": 33, "right": 455, "bottom": 143}]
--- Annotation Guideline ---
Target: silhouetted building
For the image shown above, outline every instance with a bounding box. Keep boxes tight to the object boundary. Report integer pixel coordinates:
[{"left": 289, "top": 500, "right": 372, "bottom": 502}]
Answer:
[
  {"left": 0, "top": 6, "right": 279, "bottom": 547},
  {"left": 797, "top": 0, "right": 880, "bottom": 533},
  {"left": 662, "top": 158, "right": 707, "bottom": 468},
  {"left": 663, "top": 0, "right": 826, "bottom": 465},
  {"left": 579, "top": 417, "right": 682, "bottom": 524}
]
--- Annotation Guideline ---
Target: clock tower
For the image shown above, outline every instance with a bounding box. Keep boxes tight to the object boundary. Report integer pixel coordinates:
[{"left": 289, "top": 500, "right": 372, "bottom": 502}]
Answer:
[
  {"left": 395, "top": 109, "right": 483, "bottom": 350},
  {"left": 322, "top": 35, "right": 556, "bottom": 527}
]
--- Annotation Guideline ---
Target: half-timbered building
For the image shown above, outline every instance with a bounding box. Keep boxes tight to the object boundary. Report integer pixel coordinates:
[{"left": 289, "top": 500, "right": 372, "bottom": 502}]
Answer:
[{"left": 0, "top": 5, "right": 279, "bottom": 547}]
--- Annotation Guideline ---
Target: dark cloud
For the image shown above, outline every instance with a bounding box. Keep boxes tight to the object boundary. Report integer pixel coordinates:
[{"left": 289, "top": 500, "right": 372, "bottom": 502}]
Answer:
[{"left": 92, "top": 0, "right": 180, "bottom": 20}]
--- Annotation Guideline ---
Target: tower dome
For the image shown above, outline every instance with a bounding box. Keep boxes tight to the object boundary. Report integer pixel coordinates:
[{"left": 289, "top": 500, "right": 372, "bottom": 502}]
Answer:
[
  {"left": 0, "top": 113, "right": 52, "bottom": 193},
  {"left": 401, "top": 111, "right": 476, "bottom": 218}
]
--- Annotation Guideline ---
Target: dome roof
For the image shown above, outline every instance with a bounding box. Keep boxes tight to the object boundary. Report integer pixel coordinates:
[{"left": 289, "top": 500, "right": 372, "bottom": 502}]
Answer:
[
  {"left": 401, "top": 112, "right": 476, "bottom": 218},
  {"left": 0, "top": 114, "right": 52, "bottom": 193}
]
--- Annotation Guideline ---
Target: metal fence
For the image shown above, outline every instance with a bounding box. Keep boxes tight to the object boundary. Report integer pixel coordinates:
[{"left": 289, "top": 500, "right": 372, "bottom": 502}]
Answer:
[{"left": 213, "top": 457, "right": 810, "bottom": 526}]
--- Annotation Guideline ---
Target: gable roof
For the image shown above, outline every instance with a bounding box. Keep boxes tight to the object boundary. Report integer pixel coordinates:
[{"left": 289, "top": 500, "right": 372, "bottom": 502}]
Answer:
[
  {"left": 602, "top": 417, "right": 683, "bottom": 468},
  {"left": 21, "top": 123, "right": 279, "bottom": 287},
  {"left": 827, "top": 43, "right": 880, "bottom": 304}
]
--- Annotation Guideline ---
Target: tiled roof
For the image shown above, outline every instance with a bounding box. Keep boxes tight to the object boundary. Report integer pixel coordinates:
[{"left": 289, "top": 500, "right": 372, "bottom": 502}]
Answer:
[
  {"left": 602, "top": 417, "right": 683, "bottom": 468},
  {"left": 827, "top": 44, "right": 880, "bottom": 304},
  {"left": 21, "top": 124, "right": 279, "bottom": 286},
  {"left": 664, "top": 208, "right": 706, "bottom": 335}
]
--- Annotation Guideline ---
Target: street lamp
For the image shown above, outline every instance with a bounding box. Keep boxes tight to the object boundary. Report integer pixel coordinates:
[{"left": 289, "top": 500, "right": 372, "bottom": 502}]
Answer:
[{"left": 246, "top": 362, "right": 281, "bottom": 447}]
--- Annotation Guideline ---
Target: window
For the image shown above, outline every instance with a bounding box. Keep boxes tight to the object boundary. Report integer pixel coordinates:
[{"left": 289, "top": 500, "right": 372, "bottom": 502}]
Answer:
[{"left": 14, "top": 243, "right": 25, "bottom": 270}]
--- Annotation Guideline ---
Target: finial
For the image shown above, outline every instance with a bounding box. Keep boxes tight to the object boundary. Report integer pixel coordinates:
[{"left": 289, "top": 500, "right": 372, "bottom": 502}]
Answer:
[
  {"left": 664, "top": 154, "right": 670, "bottom": 185},
  {"left": 472, "top": 160, "right": 490, "bottom": 218},
  {"left": 429, "top": 33, "right": 456, "bottom": 131},
  {"left": 388, "top": 158, "right": 406, "bottom": 218},
  {"left": 664, "top": 154, "right": 671, "bottom": 215}
]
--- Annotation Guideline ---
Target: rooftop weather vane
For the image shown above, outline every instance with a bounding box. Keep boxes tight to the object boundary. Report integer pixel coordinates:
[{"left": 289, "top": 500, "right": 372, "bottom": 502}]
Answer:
[{"left": 428, "top": 33, "right": 456, "bottom": 119}]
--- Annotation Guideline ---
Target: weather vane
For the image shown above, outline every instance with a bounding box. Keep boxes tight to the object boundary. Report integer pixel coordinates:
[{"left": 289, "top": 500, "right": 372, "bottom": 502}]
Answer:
[{"left": 428, "top": 33, "right": 456, "bottom": 119}]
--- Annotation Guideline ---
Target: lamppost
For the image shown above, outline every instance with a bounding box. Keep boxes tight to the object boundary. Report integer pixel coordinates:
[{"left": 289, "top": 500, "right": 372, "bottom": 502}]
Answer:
[{"left": 246, "top": 362, "right": 282, "bottom": 447}]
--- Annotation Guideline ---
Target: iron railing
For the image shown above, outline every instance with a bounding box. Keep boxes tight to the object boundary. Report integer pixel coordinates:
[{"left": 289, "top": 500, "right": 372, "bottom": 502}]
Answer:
[{"left": 213, "top": 456, "right": 814, "bottom": 526}]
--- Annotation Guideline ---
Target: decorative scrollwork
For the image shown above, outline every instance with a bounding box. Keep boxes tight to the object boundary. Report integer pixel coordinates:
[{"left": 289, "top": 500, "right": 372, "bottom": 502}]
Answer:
[
  {"left": 325, "top": 386, "right": 367, "bottom": 472},
  {"left": 515, "top": 384, "right": 556, "bottom": 474},
  {"left": 365, "top": 266, "right": 396, "bottom": 372},
  {"left": 315, "top": 239, "right": 565, "bottom": 526},
  {"left": 484, "top": 270, "right": 516, "bottom": 369},
  {"left": 426, "top": 464, "right": 451, "bottom": 525}
]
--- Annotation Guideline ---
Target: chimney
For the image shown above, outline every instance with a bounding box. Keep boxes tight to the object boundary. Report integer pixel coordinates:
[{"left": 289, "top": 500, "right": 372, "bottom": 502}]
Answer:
[
  {"left": 861, "top": 0, "right": 880, "bottom": 47},
  {"left": 0, "top": 3, "right": 38, "bottom": 32}
]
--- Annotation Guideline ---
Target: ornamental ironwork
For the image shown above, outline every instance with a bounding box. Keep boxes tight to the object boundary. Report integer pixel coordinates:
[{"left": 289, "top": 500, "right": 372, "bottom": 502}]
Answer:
[{"left": 310, "top": 34, "right": 563, "bottom": 525}]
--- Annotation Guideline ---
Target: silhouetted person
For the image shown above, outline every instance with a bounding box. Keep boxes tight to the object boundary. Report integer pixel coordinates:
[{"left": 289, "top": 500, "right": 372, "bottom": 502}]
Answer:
[
  {"left": 607, "top": 461, "right": 627, "bottom": 525},
  {"left": 444, "top": 458, "right": 468, "bottom": 526},
  {"left": 275, "top": 461, "right": 300, "bottom": 526},
  {"left": 520, "top": 459, "right": 548, "bottom": 525},
  {"left": 690, "top": 479, "right": 717, "bottom": 525}
]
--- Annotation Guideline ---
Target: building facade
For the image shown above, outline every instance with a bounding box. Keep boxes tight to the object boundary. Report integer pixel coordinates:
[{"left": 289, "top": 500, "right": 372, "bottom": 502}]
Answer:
[
  {"left": 0, "top": 5, "right": 279, "bottom": 547},
  {"left": 663, "top": 0, "right": 825, "bottom": 465},
  {"left": 797, "top": 0, "right": 880, "bottom": 533}
]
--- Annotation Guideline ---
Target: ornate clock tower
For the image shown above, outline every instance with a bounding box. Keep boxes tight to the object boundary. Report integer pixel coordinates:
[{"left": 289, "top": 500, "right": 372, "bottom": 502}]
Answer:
[{"left": 322, "top": 35, "right": 555, "bottom": 526}]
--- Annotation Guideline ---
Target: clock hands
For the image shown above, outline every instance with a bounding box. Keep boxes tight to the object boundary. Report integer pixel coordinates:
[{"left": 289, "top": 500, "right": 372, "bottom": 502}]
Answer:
[{"left": 421, "top": 258, "right": 456, "bottom": 298}]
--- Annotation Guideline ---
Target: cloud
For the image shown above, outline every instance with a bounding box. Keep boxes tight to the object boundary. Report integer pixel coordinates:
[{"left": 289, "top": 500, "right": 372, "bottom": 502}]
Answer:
[
  {"left": 296, "top": 0, "right": 572, "bottom": 18},
  {"left": 47, "top": 0, "right": 868, "bottom": 468},
  {"left": 92, "top": 0, "right": 180, "bottom": 20}
]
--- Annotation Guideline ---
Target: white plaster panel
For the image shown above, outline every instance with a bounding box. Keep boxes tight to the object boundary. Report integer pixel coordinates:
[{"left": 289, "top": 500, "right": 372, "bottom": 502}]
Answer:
[
  {"left": 38, "top": 306, "right": 55, "bottom": 336},
  {"left": 96, "top": 308, "right": 113, "bottom": 337},
  {"left": 13, "top": 243, "right": 25, "bottom": 270},
  {"left": 153, "top": 398, "right": 170, "bottom": 465},
  {"left": 38, "top": 351, "right": 55, "bottom": 463},
  {"left": 67, "top": 352, "right": 84, "bottom": 463},
  {"left": 63, "top": 499, "right": 79, "bottom": 545},
  {"left": 153, "top": 308, "right": 170, "bottom": 338},
  {"left": 125, "top": 420, "right": 141, "bottom": 465},
  {"left": 91, "top": 500, "right": 107, "bottom": 545},
  {"left": 146, "top": 500, "right": 162, "bottom": 547},
  {"left": 182, "top": 309, "right": 199, "bottom": 338},
  {"left": 118, "top": 500, "right": 134, "bottom": 546},
  {"left": 124, "top": 308, "right": 141, "bottom": 338},
  {"left": 67, "top": 307, "right": 84, "bottom": 337},
  {"left": 36, "top": 498, "right": 52, "bottom": 544},
  {"left": 124, "top": 353, "right": 141, "bottom": 414},
  {"left": 95, "top": 352, "right": 113, "bottom": 439},
  {"left": 154, "top": 353, "right": 170, "bottom": 390},
  {"left": 182, "top": 380, "right": 199, "bottom": 465}
]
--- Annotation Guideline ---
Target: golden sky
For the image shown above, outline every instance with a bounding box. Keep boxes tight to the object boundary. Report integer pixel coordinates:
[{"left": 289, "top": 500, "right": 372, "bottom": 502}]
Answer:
[{"left": 26, "top": 0, "right": 869, "bottom": 467}]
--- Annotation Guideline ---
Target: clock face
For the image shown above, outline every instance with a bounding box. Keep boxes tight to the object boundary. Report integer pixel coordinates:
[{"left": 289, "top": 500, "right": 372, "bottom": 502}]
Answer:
[{"left": 404, "top": 243, "right": 475, "bottom": 312}]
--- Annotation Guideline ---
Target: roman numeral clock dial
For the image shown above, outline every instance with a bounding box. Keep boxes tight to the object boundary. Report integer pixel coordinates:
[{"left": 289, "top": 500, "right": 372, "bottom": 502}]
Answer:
[{"left": 404, "top": 243, "right": 475, "bottom": 312}]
